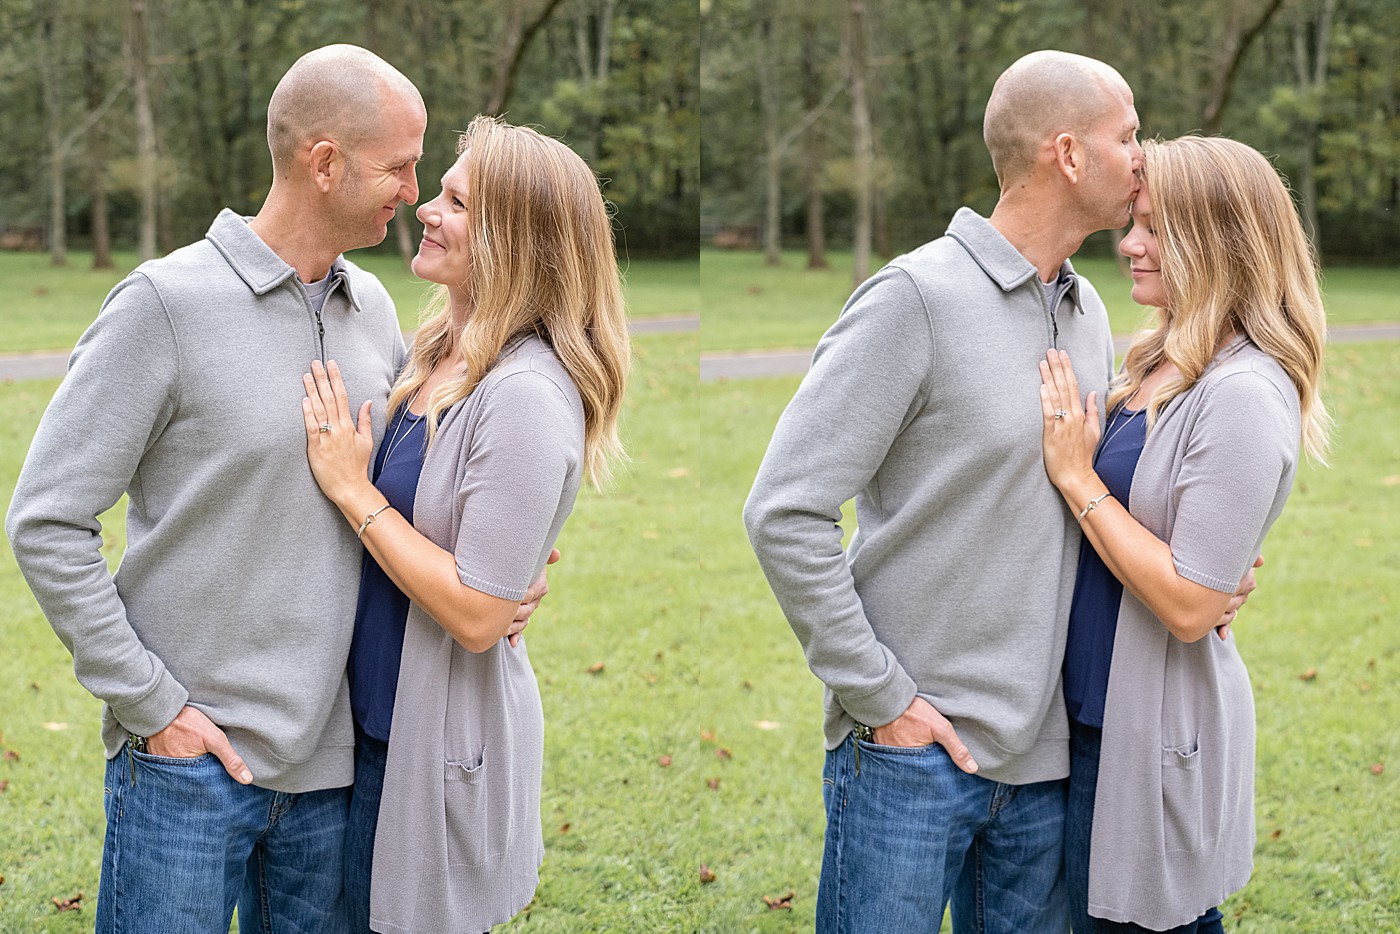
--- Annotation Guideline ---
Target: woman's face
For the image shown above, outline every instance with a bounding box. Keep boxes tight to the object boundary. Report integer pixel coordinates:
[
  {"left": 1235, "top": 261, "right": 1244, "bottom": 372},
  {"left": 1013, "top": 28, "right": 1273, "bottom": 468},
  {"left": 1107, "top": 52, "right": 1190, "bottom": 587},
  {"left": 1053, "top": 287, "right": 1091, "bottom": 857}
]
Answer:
[
  {"left": 411, "top": 152, "right": 471, "bottom": 294},
  {"left": 1119, "top": 182, "right": 1167, "bottom": 310}
]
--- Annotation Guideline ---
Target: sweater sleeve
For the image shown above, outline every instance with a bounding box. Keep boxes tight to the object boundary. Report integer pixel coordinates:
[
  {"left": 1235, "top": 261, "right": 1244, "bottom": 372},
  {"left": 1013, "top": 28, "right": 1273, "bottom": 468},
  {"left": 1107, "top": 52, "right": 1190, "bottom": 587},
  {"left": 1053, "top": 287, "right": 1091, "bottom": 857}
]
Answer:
[
  {"left": 743, "top": 266, "right": 933, "bottom": 729},
  {"left": 1169, "top": 369, "right": 1298, "bottom": 592},
  {"left": 5, "top": 273, "right": 190, "bottom": 737},
  {"left": 452, "top": 370, "right": 579, "bottom": 601}
]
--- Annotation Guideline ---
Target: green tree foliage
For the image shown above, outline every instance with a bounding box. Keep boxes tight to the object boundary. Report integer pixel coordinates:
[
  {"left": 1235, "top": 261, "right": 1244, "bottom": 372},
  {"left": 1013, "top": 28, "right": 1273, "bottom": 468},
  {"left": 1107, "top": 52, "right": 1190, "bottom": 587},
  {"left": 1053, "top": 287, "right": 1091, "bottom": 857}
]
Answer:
[
  {"left": 0, "top": 0, "right": 698, "bottom": 259},
  {"left": 703, "top": 0, "right": 1400, "bottom": 261}
]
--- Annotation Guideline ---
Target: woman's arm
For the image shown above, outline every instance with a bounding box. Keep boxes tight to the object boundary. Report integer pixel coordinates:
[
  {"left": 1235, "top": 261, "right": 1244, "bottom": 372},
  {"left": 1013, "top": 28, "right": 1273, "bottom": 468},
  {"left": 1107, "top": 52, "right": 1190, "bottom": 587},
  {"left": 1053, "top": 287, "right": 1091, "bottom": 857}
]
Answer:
[
  {"left": 300, "top": 360, "right": 545, "bottom": 653},
  {"left": 1039, "top": 350, "right": 1251, "bottom": 644}
]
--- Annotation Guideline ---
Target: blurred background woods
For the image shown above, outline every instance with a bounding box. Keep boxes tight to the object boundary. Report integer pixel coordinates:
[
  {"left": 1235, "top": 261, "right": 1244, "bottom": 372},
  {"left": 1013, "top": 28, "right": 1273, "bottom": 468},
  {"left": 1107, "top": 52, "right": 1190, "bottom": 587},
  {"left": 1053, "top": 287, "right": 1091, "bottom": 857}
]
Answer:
[
  {"left": 701, "top": 0, "right": 1399, "bottom": 280},
  {"left": 0, "top": 0, "right": 698, "bottom": 266}
]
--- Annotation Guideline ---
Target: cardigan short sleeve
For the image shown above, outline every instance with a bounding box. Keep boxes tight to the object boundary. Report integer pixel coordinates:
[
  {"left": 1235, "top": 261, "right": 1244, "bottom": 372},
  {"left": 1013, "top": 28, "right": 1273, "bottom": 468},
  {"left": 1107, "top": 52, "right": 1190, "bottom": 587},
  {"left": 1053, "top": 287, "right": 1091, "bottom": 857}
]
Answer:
[
  {"left": 1168, "top": 369, "right": 1298, "bottom": 593},
  {"left": 453, "top": 369, "right": 582, "bottom": 602}
]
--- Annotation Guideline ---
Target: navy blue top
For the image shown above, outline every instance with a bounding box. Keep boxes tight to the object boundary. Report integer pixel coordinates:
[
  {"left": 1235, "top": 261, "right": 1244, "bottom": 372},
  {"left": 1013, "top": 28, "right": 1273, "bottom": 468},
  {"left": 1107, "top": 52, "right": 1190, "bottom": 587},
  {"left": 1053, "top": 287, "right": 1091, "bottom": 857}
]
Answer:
[
  {"left": 1063, "top": 403, "right": 1148, "bottom": 729},
  {"left": 348, "top": 405, "right": 427, "bottom": 741}
]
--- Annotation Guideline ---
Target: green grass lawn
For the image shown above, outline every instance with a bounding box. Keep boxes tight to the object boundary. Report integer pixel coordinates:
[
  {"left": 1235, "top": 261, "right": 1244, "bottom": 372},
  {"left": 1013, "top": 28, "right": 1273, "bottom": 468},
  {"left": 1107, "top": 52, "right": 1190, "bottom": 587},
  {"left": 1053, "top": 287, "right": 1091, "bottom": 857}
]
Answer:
[
  {"left": 0, "top": 250, "right": 695, "bottom": 355},
  {"left": 701, "top": 248, "right": 1400, "bottom": 353},
  {"left": 696, "top": 340, "right": 1400, "bottom": 932},
  {"left": 0, "top": 332, "right": 716, "bottom": 932}
]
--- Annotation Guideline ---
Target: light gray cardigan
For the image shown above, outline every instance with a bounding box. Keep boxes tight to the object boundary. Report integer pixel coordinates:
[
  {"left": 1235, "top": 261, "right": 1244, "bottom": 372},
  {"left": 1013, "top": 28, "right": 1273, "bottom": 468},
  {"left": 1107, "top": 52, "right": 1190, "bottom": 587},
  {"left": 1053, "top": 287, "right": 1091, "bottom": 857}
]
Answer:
[
  {"left": 1089, "top": 337, "right": 1301, "bottom": 928},
  {"left": 368, "top": 336, "right": 584, "bottom": 934}
]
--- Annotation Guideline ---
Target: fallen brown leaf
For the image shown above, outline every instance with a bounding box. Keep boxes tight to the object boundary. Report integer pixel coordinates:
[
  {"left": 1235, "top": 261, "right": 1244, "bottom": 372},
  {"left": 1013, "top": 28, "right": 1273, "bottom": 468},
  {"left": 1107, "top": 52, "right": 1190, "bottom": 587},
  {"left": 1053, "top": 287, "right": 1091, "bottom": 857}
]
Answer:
[
  {"left": 0, "top": 780, "right": 8, "bottom": 793},
  {"left": 52, "top": 891, "right": 83, "bottom": 912},
  {"left": 763, "top": 890, "right": 796, "bottom": 911},
  {"left": 1360, "top": 681, "right": 1371, "bottom": 693},
  {"left": 1299, "top": 668, "right": 1318, "bottom": 682},
  {"left": 1269, "top": 828, "right": 1283, "bottom": 840},
  {"left": 1370, "top": 763, "right": 1384, "bottom": 775},
  {"left": 587, "top": 662, "right": 605, "bottom": 675},
  {"left": 715, "top": 747, "right": 733, "bottom": 760},
  {"left": 706, "top": 777, "right": 721, "bottom": 791},
  {"left": 658, "top": 755, "right": 672, "bottom": 767},
  {"left": 700, "top": 729, "right": 716, "bottom": 743},
  {"left": 558, "top": 823, "right": 571, "bottom": 834},
  {"left": 3, "top": 750, "right": 18, "bottom": 762},
  {"left": 699, "top": 863, "right": 716, "bottom": 884}
]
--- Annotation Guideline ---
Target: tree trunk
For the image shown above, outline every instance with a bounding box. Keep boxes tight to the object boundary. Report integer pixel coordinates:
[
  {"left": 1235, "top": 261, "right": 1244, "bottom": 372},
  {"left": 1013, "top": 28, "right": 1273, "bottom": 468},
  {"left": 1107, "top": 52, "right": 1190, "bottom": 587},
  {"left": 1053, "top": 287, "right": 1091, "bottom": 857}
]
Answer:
[
  {"left": 1202, "top": 0, "right": 1285, "bottom": 135},
  {"left": 128, "top": 0, "right": 158, "bottom": 261},
  {"left": 847, "top": 0, "right": 872, "bottom": 286},
  {"left": 395, "top": 209, "right": 416, "bottom": 269},
  {"left": 801, "top": 16, "right": 827, "bottom": 269},
  {"left": 39, "top": 0, "right": 67, "bottom": 267},
  {"left": 1293, "top": 0, "right": 1335, "bottom": 249},
  {"left": 756, "top": 1, "right": 783, "bottom": 266},
  {"left": 83, "top": 13, "right": 113, "bottom": 269},
  {"left": 484, "top": 0, "right": 569, "bottom": 114}
]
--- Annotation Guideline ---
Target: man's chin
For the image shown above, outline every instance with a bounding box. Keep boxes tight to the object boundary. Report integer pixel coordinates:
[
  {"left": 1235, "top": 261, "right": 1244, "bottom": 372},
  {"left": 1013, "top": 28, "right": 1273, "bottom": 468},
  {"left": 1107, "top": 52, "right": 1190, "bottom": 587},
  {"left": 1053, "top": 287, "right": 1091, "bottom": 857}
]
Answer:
[{"left": 350, "top": 225, "right": 390, "bottom": 252}]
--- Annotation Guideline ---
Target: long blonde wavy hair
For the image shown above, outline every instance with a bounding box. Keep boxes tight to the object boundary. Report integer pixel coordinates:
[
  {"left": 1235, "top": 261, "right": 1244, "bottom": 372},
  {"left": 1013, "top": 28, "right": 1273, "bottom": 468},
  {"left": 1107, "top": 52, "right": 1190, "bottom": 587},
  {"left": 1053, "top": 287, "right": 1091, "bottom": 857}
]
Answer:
[
  {"left": 389, "top": 116, "right": 631, "bottom": 487},
  {"left": 1109, "top": 136, "right": 1330, "bottom": 461}
]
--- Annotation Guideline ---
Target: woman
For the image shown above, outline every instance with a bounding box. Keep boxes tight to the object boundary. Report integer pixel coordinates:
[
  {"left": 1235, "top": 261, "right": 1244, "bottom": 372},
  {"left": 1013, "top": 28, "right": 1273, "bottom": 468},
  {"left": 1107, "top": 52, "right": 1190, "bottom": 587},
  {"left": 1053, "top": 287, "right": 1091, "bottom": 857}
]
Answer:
[
  {"left": 1040, "top": 136, "right": 1328, "bottom": 933},
  {"left": 301, "top": 115, "right": 630, "bottom": 932}
]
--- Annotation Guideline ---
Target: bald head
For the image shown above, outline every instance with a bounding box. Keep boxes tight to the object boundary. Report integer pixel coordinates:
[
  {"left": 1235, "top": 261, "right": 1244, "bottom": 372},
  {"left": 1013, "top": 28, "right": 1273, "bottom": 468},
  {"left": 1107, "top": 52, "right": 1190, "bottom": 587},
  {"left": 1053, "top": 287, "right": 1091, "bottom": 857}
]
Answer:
[
  {"left": 267, "top": 44, "right": 423, "bottom": 177},
  {"left": 984, "top": 51, "right": 1131, "bottom": 188}
]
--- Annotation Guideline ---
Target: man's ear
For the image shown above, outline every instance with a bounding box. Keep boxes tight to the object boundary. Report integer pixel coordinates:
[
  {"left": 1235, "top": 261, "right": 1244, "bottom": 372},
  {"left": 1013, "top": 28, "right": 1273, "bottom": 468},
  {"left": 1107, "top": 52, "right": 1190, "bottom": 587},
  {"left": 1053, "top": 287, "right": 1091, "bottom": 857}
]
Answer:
[
  {"left": 1053, "top": 132, "right": 1084, "bottom": 184},
  {"left": 307, "top": 140, "right": 342, "bottom": 194}
]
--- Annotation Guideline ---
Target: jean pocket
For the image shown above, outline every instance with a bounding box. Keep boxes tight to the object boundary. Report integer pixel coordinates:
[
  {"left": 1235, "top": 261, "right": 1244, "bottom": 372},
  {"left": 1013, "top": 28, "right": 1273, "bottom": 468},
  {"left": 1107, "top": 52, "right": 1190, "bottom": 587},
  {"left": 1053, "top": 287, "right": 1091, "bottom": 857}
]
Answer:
[
  {"left": 854, "top": 737, "right": 939, "bottom": 757},
  {"left": 131, "top": 749, "right": 216, "bottom": 768},
  {"left": 1161, "top": 737, "right": 1205, "bottom": 852}
]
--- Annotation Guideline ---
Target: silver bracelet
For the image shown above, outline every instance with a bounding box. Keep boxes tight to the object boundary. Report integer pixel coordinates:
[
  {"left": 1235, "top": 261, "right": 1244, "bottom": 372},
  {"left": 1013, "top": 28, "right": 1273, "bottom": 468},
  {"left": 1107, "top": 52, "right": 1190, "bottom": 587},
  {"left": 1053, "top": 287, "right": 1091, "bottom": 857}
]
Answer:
[
  {"left": 356, "top": 504, "right": 391, "bottom": 539},
  {"left": 1077, "top": 492, "right": 1113, "bottom": 524}
]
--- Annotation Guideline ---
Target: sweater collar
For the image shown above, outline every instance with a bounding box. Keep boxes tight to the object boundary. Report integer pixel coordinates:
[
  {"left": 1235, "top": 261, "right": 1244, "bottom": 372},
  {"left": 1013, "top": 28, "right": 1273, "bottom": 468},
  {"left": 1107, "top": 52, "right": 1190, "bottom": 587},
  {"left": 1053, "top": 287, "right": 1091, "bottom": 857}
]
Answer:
[
  {"left": 204, "top": 209, "right": 363, "bottom": 312},
  {"left": 946, "top": 207, "right": 1087, "bottom": 315}
]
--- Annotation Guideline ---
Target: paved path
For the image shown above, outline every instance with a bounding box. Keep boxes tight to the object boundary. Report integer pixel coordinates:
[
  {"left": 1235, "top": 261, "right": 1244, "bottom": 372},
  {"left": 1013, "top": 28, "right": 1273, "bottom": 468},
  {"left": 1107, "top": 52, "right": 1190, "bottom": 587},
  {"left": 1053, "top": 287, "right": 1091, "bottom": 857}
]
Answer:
[
  {"left": 700, "top": 323, "right": 1400, "bottom": 382},
  {"left": 0, "top": 315, "right": 700, "bottom": 383}
]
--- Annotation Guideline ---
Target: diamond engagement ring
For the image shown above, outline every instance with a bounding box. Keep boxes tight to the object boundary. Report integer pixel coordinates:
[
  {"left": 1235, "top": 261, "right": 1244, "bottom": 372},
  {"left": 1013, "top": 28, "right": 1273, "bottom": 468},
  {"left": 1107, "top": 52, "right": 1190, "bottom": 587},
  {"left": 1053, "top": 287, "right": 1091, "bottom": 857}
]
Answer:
[
  {"left": 1053, "top": 410, "right": 1068, "bottom": 420},
  {"left": 319, "top": 423, "right": 332, "bottom": 433}
]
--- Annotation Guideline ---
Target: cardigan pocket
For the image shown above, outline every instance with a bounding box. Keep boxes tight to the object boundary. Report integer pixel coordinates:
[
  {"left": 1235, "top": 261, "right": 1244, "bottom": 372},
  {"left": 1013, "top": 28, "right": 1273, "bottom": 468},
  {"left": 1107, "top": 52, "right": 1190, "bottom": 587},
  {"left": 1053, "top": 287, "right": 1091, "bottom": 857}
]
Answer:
[
  {"left": 1161, "top": 737, "right": 1204, "bottom": 853},
  {"left": 444, "top": 747, "right": 512, "bottom": 865},
  {"left": 445, "top": 749, "right": 487, "bottom": 785}
]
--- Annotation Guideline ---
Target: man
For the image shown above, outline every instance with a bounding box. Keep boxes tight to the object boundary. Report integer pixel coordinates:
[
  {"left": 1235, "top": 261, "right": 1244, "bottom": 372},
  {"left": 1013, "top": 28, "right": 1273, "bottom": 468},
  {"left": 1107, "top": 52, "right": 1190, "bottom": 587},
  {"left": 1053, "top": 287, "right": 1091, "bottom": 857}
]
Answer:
[
  {"left": 744, "top": 51, "right": 1252, "bottom": 933},
  {"left": 6, "top": 45, "right": 545, "bottom": 931}
]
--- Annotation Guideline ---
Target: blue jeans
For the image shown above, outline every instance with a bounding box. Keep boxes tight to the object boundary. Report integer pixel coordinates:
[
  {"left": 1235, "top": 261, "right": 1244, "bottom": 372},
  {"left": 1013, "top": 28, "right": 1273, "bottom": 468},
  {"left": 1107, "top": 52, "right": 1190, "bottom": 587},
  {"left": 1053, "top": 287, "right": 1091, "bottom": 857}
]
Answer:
[
  {"left": 817, "top": 732, "right": 1069, "bottom": 934},
  {"left": 344, "top": 727, "right": 389, "bottom": 933},
  {"left": 96, "top": 745, "right": 349, "bottom": 934},
  {"left": 1067, "top": 720, "right": 1225, "bottom": 934}
]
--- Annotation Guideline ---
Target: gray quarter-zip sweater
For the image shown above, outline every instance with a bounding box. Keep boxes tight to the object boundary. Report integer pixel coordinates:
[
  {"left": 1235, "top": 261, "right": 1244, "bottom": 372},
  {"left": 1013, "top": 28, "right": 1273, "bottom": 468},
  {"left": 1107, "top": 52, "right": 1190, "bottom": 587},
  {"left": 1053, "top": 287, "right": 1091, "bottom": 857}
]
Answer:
[
  {"left": 6, "top": 209, "right": 404, "bottom": 792},
  {"left": 744, "top": 208, "right": 1115, "bottom": 784}
]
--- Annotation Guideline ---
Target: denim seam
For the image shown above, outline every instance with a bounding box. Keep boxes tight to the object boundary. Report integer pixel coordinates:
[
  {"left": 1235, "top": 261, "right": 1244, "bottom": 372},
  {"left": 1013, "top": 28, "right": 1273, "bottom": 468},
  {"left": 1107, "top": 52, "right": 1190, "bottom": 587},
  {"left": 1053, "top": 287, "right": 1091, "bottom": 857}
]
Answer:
[{"left": 833, "top": 738, "right": 849, "bottom": 933}]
